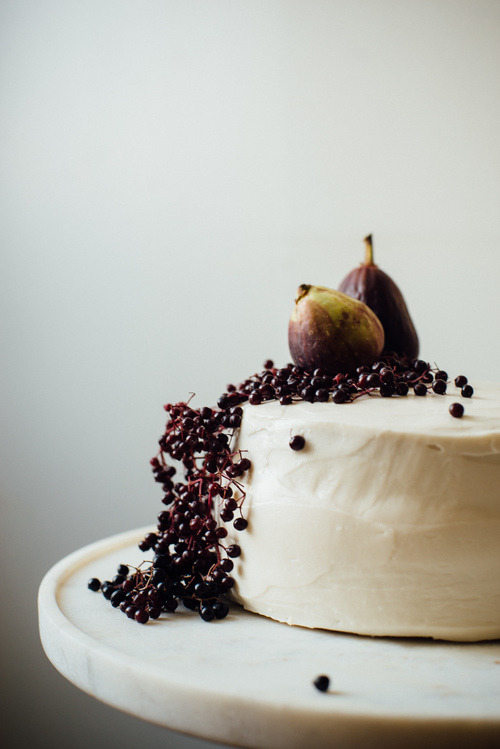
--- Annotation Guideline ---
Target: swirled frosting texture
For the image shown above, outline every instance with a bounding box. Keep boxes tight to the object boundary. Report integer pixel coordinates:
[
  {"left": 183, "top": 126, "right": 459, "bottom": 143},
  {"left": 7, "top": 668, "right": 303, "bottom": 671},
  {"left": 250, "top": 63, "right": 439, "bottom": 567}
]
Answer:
[{"left": 228, "top": 383, "right": 500, "bottom": 641}]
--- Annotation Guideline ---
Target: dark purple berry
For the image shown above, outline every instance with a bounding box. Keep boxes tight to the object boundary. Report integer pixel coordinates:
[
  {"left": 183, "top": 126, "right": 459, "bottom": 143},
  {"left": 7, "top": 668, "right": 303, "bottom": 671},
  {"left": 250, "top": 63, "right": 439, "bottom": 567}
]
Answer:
[
  {"left": 193, "top": 581, "right": 217, "bottom": 599},
  {"left": 199, "top": 603, "right": 216, "bottom": 621},
  {"left": 379, "top": 368, "right": 394, "bottom": 384},
  {"left": 212, "top": 600, "right": 230, "bottom": 619},
  {"left": 163, "top": 598, "right": 179, "bottom": 613},
  {"left": 110, "top": 589, "right": 126, "bottom": 607},
  {"left": 432, "top": 379, "right": 447, "bottom": 395},
  {"left": 101, "top": 583, "right": 113, "bottom": 600},
  {"left": 454, "top": 375, "right": 468, "bottom": 388},
  {"left": 380, "top": 383, "right": 395, "bottom": 397},
  {"left": 313, "top": 675, "right": 330, "bottom": 692},
  {"left": 357, "top": 374, "right": 368, "bottom": 388},
  {"left": 461, "top": 385, "right": 473, "bottom": 398},
  {"left": 413, "top": 359, "right": 428, "bottom": 373},
  {"left": 332, "top": 389, "right": 348, "bottom": 404},
  {"left": 366, "top": 373, "right": 381, "bottom": 388},
  {"left": 289, "top": 435, "right": 305, "bottom": 451},
  {"left": 135, "top": 609, "right": 149, "bottom": 624},
  {"left": 300, "top": 387, "right": 315, "bottom": 403},
  {"left": 233, "top": 517, "right": 248, "bottom": 531},
  {"left": 449, "top": 402, "right": 464, "bottom": 418},
  {"left": 229, "top": 413, "right": 241, "bottom": 428},
  {"left": 315, "top": 388, "right": 329, "bottom": 402},
  {"left": 219, "top": 575, "right": 235, "bottom": 590},
  {"left": 88, "top": 577, "right": 101, "bottom": 592},
  {"left": 414, "top": 383, "right": 427, "bottom": 396}
]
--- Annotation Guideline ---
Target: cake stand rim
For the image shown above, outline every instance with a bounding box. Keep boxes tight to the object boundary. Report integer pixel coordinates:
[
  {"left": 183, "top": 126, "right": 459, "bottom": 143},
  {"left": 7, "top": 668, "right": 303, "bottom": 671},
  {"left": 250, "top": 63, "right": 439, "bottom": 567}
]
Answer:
[{"left": 38, "top": 527, "right": 500, "bottom": 749}]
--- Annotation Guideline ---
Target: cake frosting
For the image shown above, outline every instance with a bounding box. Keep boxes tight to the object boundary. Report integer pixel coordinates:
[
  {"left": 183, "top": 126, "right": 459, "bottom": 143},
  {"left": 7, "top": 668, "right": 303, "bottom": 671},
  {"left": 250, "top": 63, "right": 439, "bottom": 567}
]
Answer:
[{"left": 226, "top": 383, "right": 500, "bottom": 641}]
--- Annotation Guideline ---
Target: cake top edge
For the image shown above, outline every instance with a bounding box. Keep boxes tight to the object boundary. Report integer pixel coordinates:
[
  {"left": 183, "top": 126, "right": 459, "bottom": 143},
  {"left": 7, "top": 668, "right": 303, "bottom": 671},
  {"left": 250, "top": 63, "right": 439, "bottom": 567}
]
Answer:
[{"left": 239, "top": 381, "right": 500, "bottom": 440}]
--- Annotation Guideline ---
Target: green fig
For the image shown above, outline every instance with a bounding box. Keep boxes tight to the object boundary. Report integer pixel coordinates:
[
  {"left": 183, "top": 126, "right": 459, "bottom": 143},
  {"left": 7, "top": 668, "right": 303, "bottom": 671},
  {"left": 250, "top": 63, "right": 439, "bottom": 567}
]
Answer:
[
  {"left": 338, "top": 235, "right": 419, "bottom": 361},
  {"left": 288, "top": 284, "right": 385, "bottom": 374}
]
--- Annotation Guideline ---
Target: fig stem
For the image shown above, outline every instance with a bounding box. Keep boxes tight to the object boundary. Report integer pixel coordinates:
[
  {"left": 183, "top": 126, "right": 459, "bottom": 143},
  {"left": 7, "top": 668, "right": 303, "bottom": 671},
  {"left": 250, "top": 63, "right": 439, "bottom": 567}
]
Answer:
[
  {"left": 364, "top": 234, "right": 374, "bottom": 265},
  {"left": 296, "top": 284, "right": 311, "bottom": 303}
]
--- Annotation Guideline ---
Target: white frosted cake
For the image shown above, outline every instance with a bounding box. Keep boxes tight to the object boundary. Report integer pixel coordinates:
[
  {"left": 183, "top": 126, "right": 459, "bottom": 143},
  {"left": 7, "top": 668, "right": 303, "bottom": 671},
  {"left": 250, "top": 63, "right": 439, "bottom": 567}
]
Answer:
[{"left": 227, "top": 384, "right": 500, "bottom": 641}]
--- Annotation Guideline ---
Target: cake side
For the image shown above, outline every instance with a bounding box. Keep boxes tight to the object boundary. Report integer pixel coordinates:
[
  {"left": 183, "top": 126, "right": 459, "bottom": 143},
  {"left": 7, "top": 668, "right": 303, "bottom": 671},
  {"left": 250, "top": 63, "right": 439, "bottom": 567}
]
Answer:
[{"left": 226, "top": 384, "right": 500, "bottom": 641}]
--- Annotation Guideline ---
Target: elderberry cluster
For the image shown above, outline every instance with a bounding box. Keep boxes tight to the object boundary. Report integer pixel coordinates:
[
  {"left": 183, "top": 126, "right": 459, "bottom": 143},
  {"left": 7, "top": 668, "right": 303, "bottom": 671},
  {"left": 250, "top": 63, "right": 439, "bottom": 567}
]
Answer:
[
  {"left": 219, "top": 356, "right": 472, "bottom": 408},
  {"left": 89, "top": 356, "right": 472, "bottom": 623},
  {"left": 89, "top": 398, "right": 252, "bottom": 623}
]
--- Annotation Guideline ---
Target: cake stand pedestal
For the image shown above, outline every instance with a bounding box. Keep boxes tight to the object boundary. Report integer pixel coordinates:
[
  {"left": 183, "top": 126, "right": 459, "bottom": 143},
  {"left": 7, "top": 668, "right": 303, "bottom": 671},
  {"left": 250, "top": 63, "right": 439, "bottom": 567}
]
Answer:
[{"left": 38, "top": 528, "right": 500, "bottom": 749}]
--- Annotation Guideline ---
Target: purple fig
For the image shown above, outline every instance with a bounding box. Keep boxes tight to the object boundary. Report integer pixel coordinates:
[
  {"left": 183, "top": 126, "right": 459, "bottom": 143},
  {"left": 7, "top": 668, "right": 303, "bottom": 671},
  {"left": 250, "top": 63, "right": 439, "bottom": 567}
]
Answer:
[
  {"left": 288, "top": 284, "right": 384, "bottom": 374},
  {"left": 338, "top": 235, "right": 419, "bottom": 361}
]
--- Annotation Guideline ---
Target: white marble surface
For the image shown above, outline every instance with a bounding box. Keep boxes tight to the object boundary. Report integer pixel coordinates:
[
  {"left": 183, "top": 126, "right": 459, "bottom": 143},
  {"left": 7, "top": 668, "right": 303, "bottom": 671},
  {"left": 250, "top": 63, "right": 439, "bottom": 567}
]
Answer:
[{"left": 38, "top": 528, "right": 500, "bottom": 749}]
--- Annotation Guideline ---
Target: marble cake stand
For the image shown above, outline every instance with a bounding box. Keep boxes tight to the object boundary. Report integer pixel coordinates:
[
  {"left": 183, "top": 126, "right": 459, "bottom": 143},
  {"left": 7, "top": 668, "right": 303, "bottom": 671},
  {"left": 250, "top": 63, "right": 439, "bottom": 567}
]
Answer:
[{"left": 38, "top": 527, "right": 500, "bottom": 749}]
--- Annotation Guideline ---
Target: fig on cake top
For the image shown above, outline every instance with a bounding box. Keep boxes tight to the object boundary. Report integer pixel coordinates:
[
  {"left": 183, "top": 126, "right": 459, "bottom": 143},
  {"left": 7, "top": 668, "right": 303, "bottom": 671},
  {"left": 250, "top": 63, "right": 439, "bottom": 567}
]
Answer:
[
  {"left": 288, "top": 284, "right": 384, "bottom": 375},
  {"left": 338, "top": 234, "right": 419, "bottom": 361}
]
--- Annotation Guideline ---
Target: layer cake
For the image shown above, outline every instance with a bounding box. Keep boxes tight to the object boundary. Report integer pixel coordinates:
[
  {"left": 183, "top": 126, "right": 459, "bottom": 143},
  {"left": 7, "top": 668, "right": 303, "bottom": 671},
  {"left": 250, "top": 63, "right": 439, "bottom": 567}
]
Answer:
[{"left": 226, "top": 384, "right": 500, "bottom": 641}]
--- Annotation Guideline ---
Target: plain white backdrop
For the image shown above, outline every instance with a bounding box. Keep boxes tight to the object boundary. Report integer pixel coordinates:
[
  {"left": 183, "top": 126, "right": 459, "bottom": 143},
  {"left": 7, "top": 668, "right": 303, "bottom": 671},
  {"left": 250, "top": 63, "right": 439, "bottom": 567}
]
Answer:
[{"left": 1, "top": 2, "right": 499, "bottom": 748}]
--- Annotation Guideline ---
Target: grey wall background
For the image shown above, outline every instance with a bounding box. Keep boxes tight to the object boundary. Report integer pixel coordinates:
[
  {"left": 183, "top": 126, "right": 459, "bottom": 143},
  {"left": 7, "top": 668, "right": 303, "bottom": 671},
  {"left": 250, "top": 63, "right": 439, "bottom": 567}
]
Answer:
[{"left": 1, "top": 1, "right": 500, "bottom": 748}]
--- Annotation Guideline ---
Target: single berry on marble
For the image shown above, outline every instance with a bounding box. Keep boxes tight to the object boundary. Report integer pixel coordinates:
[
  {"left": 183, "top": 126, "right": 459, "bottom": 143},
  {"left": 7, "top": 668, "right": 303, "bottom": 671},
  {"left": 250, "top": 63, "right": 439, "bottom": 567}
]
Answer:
[{"left": 313, "top": 675, "right": 330, "bottom": 692}]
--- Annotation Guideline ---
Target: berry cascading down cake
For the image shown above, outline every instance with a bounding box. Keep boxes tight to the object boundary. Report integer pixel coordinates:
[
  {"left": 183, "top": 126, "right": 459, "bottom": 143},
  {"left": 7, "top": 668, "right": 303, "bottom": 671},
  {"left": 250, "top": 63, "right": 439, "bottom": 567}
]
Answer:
[{"left": 89, "top": 237, "right": 500, "bottom": 642}]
